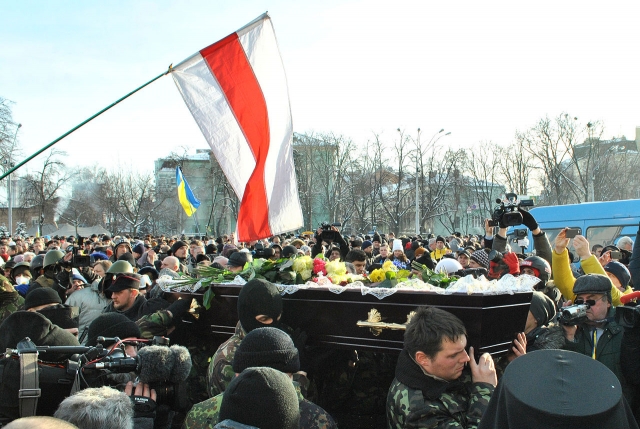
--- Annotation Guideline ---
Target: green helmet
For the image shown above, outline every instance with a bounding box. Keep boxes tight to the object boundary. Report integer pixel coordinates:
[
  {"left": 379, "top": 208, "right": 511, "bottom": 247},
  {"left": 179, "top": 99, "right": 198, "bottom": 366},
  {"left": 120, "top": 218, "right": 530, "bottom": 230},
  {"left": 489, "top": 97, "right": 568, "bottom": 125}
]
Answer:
[
  {"left": 107, "top": 260, "right": 134, "bottom": 274},
  {"left": 43, "top": 249, "right": 65, "bottom": 269}
]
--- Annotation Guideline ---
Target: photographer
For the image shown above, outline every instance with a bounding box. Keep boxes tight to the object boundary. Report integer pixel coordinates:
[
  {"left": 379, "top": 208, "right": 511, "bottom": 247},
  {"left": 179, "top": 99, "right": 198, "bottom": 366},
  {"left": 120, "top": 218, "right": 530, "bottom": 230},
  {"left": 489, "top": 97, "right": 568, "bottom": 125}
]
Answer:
[
  {"left": 490, "top": 206, "right": 552, "bottom": 267},
  {"left": 561, "top": 274, "right": 633, "bottom": 405},
  {"left": 311, "top": 225, "right": 348, "bottom": 261}
]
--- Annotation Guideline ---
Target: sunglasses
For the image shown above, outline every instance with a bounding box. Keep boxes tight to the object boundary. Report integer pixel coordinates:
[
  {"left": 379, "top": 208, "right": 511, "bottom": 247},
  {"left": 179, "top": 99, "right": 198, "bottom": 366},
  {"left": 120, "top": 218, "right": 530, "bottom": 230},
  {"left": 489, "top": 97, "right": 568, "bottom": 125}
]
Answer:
[{"left": 574, "top": 298, "right": 601, "bottom": 307}]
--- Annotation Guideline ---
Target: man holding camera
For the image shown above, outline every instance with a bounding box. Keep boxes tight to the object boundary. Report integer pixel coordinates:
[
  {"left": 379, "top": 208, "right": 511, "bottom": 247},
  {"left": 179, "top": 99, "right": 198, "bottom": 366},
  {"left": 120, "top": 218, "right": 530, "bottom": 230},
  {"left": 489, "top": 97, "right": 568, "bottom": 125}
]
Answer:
[{"left": 561, "top": 274, "right": 632, "bottom": 403}]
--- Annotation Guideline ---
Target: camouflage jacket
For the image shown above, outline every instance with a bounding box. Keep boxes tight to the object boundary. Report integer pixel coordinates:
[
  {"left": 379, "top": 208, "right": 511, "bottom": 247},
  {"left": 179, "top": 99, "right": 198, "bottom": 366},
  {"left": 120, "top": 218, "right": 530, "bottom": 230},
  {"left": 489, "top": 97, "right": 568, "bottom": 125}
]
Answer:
[
  {"left": 0, "top": 291, "right": 24, "bottom": 326},
  {"left": 387, "top": 350, "right": 494, "bottom": 429},
  {"left": 136, "top": 309, "right": 173, "bottom": 339},
  {"left": 206, "top": 322, "right": 246, "bottom": 397},
  {"left": 183, "top": 379, "right": 336, "bottom": 429}
]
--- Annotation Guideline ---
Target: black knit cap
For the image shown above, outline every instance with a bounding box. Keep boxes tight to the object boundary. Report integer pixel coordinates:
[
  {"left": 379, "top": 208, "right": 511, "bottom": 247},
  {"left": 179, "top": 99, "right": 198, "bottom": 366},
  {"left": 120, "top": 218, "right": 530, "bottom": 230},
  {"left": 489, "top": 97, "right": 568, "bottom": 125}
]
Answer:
[
  {"left": 38, "top": 304, "right": 80, "bottom": 330},
  {"left": 170, "top": 240, "right": 188, "bottom": 256},
  {"left": 282, "top": 245, "right": 298, "bottom": 258},
  {"left": 219, "top": 367, "right": 300, "bottom": 429},
  {"left": 528, "top": 291, "right": 556, "bottom": 327},
  {"left": 24, "top": 287, "right": 62, "bottom": 310},
  {"left": 86, "top": 312, "right": 141, "bottom": 346},
  {"left": 477, "top": 349, "right": 637, "bottom": 429},
  {"left": 227, "top": 251, "right": 252, "bottom": 268},
  {"left": 237, "top": 278, "right": 283, "bottom": 333},
  {"left": 604, "top": 261, "right": 630, "bottom": 289},
  {"left": 573, "top": 274, "right": 611, "bottom": 300},
  {"left": 232, "top": 327, "right": 300, "bottom": 374}
]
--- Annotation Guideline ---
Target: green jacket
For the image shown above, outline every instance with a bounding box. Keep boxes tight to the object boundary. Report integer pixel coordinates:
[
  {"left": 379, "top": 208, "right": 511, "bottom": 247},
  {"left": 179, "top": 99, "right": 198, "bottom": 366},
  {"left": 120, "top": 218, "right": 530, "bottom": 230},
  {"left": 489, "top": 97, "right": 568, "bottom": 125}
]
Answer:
[
  {"left": 387, "top": 350, "right": 494, "bottom": 429},
  {"left": 206, "top": 322, "right": 246, "bottom": 397},
  {"left": 183, "top": 379, "right": 336, "bottom": 429},
  {"left": 0, "top": 291, "right": 24, "bottom": 326}
]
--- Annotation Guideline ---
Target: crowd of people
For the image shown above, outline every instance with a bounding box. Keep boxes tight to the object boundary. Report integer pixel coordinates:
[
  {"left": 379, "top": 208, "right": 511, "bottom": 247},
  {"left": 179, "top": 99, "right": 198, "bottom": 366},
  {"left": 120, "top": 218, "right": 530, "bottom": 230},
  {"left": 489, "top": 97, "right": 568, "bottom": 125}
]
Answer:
[{"left": 0, "top": 207, "right": 640, "bottom": 428}]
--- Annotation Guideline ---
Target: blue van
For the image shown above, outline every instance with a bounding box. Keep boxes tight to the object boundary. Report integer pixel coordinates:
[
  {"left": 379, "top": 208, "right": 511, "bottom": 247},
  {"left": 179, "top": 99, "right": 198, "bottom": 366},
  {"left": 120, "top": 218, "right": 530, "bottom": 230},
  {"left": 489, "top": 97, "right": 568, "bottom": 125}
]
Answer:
[{"left": 509, "top": 199, "right": 640, "bottom": 253}]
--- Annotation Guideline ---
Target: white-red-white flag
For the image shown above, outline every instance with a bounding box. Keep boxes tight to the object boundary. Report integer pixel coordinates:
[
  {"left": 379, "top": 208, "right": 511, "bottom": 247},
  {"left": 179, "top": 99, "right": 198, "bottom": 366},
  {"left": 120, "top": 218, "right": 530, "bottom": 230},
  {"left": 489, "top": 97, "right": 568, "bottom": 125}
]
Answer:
[{"left": 171, "top": 13, "right": 303, "bottom": 241}]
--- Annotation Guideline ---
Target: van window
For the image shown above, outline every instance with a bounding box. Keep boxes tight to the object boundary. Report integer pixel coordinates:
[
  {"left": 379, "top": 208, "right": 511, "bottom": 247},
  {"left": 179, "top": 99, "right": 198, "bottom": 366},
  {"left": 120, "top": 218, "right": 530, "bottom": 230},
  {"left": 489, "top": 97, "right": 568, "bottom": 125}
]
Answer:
[{"left": 586, "top": 226, "right": 631, "bottom": 247}]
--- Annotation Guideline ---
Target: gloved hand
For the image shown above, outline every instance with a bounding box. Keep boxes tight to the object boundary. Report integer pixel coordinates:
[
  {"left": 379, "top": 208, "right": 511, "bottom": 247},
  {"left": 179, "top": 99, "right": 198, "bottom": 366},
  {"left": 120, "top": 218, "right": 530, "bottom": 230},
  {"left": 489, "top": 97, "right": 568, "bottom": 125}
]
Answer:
[
  {"left": 166, "top": 298, "right": 192, "bottom": 319},
  {"left": 519, "top": 209, "right": 539, "bottom": 231}
]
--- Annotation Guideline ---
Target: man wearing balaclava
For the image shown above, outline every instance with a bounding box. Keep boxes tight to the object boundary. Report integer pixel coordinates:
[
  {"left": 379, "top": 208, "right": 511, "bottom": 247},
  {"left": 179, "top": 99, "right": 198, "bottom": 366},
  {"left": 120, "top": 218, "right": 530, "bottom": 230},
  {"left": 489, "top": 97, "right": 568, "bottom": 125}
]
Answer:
[{"left": 206, "top": 278, "right": 283, "bottom": 397}]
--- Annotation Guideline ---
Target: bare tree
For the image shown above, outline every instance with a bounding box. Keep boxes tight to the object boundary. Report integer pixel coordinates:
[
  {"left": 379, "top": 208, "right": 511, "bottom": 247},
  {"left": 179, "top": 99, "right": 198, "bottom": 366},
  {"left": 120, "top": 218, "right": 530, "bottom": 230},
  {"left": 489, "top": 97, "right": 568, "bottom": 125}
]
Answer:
[
  {"left": 20, "top": 149, "right": 76, "bottom": 233},
  {"left": 498, "top": 140, "right": 535, "bottom": 196}
]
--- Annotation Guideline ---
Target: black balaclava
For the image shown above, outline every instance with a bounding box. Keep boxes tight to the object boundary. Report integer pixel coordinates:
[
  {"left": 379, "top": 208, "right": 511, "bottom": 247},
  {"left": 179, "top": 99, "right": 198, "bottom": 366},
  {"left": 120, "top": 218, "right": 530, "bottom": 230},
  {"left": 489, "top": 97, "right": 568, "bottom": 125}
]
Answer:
[{"left": 237, "top": 278, "right": 283, "bottom": 333}]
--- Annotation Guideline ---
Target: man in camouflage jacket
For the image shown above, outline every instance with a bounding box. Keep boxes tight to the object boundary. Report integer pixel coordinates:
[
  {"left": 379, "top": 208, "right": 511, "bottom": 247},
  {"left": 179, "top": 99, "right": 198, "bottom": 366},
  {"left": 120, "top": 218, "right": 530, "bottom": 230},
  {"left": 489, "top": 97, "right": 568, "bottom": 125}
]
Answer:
[
  {"left": 0, "top": 275, "right": 24, "bottom": 325},
  {"left": 206, "top": 278, "right": 284, "bottom": 397},
  {"left": 387, "top": 307, "right": 496, "bottom": 429}
]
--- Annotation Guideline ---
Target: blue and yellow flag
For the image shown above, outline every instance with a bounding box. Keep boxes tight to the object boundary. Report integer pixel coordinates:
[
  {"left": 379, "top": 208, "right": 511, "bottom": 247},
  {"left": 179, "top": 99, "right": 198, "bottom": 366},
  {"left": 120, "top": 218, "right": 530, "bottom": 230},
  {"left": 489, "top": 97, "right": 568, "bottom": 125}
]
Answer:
[{"left": 176, "top": 167, "right": 201, "bottom": 217}]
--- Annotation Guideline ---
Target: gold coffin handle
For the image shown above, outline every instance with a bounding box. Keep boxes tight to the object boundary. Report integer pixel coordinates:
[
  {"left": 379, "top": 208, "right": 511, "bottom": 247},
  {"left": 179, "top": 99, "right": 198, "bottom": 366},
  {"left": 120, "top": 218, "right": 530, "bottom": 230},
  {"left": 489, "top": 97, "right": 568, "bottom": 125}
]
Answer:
[{"left": 356, "top": 309, "right": 415, "bottom": 336}]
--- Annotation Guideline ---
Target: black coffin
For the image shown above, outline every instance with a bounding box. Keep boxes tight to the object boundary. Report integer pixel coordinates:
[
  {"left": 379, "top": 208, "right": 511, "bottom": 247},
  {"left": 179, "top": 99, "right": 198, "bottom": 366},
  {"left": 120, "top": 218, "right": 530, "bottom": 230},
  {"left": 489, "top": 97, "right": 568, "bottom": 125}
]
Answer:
[{"left": 197, "top": 284, "right": 532, "bottom": 356}]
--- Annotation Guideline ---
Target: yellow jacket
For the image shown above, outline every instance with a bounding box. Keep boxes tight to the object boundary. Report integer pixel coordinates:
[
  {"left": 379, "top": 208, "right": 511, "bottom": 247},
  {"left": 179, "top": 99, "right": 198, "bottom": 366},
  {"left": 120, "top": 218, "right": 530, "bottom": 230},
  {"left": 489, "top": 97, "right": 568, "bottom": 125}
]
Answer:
[{"left": 552, "top": 248, "right": 628, "bottom": 306}]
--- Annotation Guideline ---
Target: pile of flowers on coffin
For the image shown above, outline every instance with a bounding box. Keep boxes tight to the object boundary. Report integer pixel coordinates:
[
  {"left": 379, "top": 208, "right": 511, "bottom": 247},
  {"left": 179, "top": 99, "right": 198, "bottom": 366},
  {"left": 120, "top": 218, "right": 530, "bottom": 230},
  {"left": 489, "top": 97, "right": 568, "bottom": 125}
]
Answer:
[{"left": 157, "top": 255, "right": 539, "bottom": 309}]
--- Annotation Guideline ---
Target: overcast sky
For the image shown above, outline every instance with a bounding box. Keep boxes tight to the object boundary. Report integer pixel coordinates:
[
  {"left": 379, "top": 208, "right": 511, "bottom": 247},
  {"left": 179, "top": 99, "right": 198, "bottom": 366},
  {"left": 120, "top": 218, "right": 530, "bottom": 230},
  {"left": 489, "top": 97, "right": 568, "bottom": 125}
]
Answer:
[{"left": 2, "top": 0, "right": 639, "bottom": 176}]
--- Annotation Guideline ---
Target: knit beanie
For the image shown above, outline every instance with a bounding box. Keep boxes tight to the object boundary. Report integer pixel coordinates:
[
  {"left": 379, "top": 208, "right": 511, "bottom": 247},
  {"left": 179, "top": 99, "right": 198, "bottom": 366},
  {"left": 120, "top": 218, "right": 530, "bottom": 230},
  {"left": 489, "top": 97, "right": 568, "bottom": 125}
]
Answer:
[
  {"left": 362, "top": 240, "right": 373, "bottom": 251},
  {"left": 24, "top": 287, "right": 62, "bottom": 310},
  {"left": 232, "top": 327, "right": 300, "bottom": 374},
  {"left": 170, "top": 240, "right": 187, "bottom": 256},
  {"left": 132, "top": 243, "right": 145, "bottom": 255},
  {"left": 603, "top": 261, "right": 630, "bottom": 288},
  {"left": 470, "top": 249, "right": 490, "bottom": 269},
  {"left": 282, "top": 245, "right": 298, "bottom": 258},
  {"left": 86, "top": 313, "right": 141, "bottom": 346},
  {"left": 219, "top": 367, "right": 300, "bottom": 429},
  {"left": 529, "top": 291, "right": 556, "bottom": 327},
  {"left": 392, "top": 240, "right": 403, "bottom": 252},
  {"left": 237, "top": 279, "right": 283, "bottom": 333}
]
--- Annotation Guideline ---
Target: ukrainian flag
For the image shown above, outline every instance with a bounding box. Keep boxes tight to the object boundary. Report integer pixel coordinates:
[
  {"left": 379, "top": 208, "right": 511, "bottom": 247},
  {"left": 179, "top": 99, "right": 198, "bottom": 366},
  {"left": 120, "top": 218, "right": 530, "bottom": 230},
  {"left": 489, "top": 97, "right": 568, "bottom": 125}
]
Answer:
[{"left": 176, "top": 167, "right": 201, "bottom": 217}]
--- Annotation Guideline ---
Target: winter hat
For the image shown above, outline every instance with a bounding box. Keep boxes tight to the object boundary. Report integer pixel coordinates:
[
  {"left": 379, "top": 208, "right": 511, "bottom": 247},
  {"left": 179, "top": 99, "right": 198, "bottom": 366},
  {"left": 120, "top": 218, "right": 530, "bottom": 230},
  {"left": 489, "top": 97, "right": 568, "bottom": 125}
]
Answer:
[
  {"left": 362, "top": 240, "right": 373, "bottom": 251},
  {"left": 282, "top": 245, "right": 298, "bottom": 258},
  {"left": 434, "top": 258, "right": 463, "bottom": 274},
  {"left": 392, "top": 240, "right": 403, "bottom": 252},
  {"left": 237, "top": 279, "right": 283, "bottom": 333},
  {"left": 603, "top": 261, "right": 630, "bottom": 288},
  {"left": 170, "top": 240, "right": 188, "bottom": 256},
  {"left": 117, "top": 252, "right": 136, "bottom": 267},
  {"left": 373, "top": 233, "right": 382, "bottom": 243},
  {"left": 86, "top": 313, "right": 141, "bottom": 347},
  {"left": 38, "top": 304, "right": 80, "bottom": 330},
  {"left": 24, "top": 287, "right": 62, "bottom": 310},
  {"left": 477, "top": 349, "right": 636, "bottom": 429},
  {"left": 227, "top": 251, "right": 252, "bottom": 268},
  {"left": 219, "top": 367, "right": 300, "bottom": 429},
  {"left": 573, "top": 274, "right": 612, "bottom": 302},
  {"left": 529, "top": 291, "right": 557, "bottom": 327},
  {"left": 106, "top": 273, "right": 141, "bottom": 292},
  {"left": 436, "top": 236, "right": 446, "bottom": 243},
  {"left": 132, "top": 243, "right": 145, "bottom": 255},
  {"left": 232, "top": 327, "right": 300, "bottom": 374},
  {"left": 470, "top": 249, "right": 490, "bottom": 269}
]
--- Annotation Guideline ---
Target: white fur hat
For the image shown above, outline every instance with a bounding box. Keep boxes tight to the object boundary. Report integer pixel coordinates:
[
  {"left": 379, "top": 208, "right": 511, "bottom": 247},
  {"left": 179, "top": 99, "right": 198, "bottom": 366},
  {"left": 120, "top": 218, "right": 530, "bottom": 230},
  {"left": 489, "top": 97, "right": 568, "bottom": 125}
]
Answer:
[{"left": 392, "top": 239, "right": 403, "bottom": 252}]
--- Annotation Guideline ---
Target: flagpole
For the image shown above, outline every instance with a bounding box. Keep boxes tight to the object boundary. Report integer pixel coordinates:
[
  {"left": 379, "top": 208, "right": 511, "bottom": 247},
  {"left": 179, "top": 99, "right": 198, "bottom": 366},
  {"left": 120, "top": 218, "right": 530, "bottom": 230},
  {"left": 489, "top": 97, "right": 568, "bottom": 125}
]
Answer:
[{"left": 0, "top": 65, "right": 174, "bottom": 181}]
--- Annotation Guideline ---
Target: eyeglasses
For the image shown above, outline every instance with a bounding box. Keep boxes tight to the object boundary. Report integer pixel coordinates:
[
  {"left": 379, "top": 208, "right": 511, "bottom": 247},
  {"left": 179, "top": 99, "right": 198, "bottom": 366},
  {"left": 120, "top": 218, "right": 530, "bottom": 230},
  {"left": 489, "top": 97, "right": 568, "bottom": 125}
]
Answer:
[{"left": 574, "top": 298, "right": 601, "bottom": 307}]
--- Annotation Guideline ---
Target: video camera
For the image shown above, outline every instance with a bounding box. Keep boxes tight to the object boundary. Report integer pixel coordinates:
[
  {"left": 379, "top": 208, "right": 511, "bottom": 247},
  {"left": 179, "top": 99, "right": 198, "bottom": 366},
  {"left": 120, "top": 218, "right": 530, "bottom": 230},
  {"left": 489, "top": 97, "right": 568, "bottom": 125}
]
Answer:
[
  {"left": 253, "top": 243, "right": 275, "bottom": 259},
  {"left": 61, "top": 236, "right": 91, "bottom": 268},
  {"left": 556, "top": 304, "right": 589, "bottom": 325},
  {"left": 1, "top": 335, "right": 193, "bottom": 419},
  {"left": 320, "top": 222, "right": 342, "bottom": 242},
  {"left": 615, "top": 291, "right": 640, "bottom": 328},
  {"left": 488, "top": 193, "right": 534, "bottom": 227}
]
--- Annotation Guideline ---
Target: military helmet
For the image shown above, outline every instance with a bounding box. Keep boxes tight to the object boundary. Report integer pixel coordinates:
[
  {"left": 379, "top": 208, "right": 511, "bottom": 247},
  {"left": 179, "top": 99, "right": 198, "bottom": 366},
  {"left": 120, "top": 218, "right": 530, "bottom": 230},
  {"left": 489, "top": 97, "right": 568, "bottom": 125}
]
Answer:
[
  {"left": 30, "top": 254, "right": 45, "bottom": 275},
  {"left": 107, "top": 260, "right": 134, "bottom": 274},
  {"left": 43, "top": 249, "right": 65, "bottom": 269},
  {"left": 520, "top": 256, "right": 551, "bottom": 285}
]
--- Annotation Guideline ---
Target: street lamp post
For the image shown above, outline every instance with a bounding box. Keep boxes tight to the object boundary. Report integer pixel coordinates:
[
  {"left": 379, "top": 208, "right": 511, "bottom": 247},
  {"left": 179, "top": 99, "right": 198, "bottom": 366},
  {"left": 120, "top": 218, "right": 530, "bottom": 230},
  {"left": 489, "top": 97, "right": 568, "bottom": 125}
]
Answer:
[
  {"left": 7, "top": 124, "right": 21, "bottom": 237},
  {"left": 415, "top": 128, "right": 421, "bottom": 235}
]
